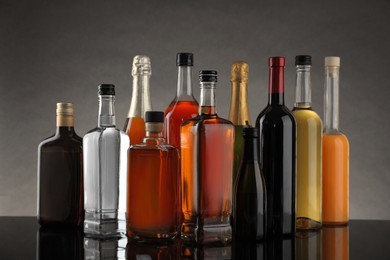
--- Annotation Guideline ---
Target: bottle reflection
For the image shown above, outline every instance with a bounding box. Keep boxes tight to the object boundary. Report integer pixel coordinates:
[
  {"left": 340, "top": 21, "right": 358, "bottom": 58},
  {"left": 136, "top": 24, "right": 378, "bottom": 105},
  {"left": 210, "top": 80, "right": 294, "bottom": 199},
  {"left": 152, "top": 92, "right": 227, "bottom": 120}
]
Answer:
[
  {"left": 84, "top": 236, "right": 127, "bottom": 259},
  {"left": 322, "top": 225, "right": 349, "bottom": 260},
  {"left": 265, "top": 237, "right": 295, "bottom": 260},
  {"left": 180, "top": 243, "right": 231, "bottom": 259},
  {"left": 126, "top": 240, "right": 178, "bottom": 260},
  {"left": 37, "top": 226, "right": 83, "bottom": 260},
  {"left": 296, "top": 230, "right": 322, "bottom": 260},
  {"left": 232, "top": 240, "right": 264, "bottom": 260}
]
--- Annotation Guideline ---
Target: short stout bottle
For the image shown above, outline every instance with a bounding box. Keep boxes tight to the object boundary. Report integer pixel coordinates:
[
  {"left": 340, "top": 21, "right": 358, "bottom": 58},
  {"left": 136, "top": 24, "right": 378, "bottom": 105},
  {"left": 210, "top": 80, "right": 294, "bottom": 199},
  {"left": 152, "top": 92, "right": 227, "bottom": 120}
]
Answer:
[
  {"left": 292, "top": 55, "right": 322, "bottom": 230},
  {"left": 255, "top": 57, "right": 296, "bottom": 238},
  {"left": 37, "top": 102, "right": 83, "bottom": 227},
  {"left": 83, "top": 84, "right": 129, "bottom": 238},
  {"left": 124, "top": 55, "right": 153, "bottom": 145},
  {"left": 322, "top": 57, "right": 349, "bottom": 225},
  {"left": 233, "top": 124, "right": 266, "bottom": 241},
  {"left": 181, "top": 70, "right": 234, "bottom": 244},
  {"left": 127, "top": 111, "right": 180, "bottom": 240}
]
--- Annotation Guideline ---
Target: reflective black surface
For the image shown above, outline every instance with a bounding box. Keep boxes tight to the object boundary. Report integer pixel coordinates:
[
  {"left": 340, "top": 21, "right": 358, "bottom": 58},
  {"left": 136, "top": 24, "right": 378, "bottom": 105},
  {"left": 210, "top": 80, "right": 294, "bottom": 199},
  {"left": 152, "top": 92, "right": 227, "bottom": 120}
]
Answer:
[{"left": 0, "top": 217, "right": 389, "bottom": 259}]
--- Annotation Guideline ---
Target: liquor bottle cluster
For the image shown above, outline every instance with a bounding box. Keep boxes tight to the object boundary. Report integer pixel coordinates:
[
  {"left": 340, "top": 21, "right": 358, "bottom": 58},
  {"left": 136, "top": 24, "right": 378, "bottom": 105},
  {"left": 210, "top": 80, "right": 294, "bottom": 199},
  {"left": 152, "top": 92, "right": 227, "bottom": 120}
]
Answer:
[{"left": 37, "top": 53, "right": 349, "bottom": 247}]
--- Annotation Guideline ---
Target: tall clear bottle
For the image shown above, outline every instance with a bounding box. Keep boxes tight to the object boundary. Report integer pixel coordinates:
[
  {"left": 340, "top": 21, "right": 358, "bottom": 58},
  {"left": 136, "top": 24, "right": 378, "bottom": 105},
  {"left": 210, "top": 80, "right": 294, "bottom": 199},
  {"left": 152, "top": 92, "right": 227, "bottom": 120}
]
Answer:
[
  {"left": 83, "top": 84, "right": 129, "bottom": 238},
  {"left": 228, "top": 61, "right": 252, "bottom": 185},
  {"left": 292, "top": 55, "right": 322, "bottom": 230},
  {"left": 37, "top": 102, "right": 83, "bottom": 227},
  {"left": 181, "top": 70, "right": 234, "bottom": 244},
  {"left": 124, "top": 55, "right": 153, "bottom": 145},
  {"left": 255, "top": 57, "right": 296, "bottom": 238},
  {"left": 164, "top": 53, "right": 199, "bottom": 148},
  {"left": 322, "top": 57, "right": 349, "bottom": 225}
]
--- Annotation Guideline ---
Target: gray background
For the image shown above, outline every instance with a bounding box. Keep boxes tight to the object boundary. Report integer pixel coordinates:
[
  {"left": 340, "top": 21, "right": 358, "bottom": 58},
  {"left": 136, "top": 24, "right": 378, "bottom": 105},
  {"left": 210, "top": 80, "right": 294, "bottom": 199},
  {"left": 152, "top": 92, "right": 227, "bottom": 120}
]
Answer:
[{"left": 1, "top": 0, "right": 389, "bottom": 219}]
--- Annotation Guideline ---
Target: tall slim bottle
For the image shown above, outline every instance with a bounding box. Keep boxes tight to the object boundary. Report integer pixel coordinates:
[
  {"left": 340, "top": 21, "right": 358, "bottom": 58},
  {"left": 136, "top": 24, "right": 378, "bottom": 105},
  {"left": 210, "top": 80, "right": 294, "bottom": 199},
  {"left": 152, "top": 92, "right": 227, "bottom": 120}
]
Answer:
[
  {"left": 322, "top": 57, "right": 349, "bottom": 225},
  {"left": 37, "top": 103, "right": 83, "bottom": 227},
  {"left": 124, "top": 55, "right": 153, "bottom": 145},
  {"left": 292, "top": 55, "right": 322, "bottom": 230},
  {"left": 164, "top": 53, "right": 199, "bottom": 148},
  {"left": 83, "top": 84, "right": 130, "bottom": 238},
  {"left": 255, "top": 57, "right": 296, "bottom": 238},
  {"left": 228, "top": 61, "right": 252, "bottom": 184},
  {"left": 181, "top": 70, "right": 234, "bottom": 244}
]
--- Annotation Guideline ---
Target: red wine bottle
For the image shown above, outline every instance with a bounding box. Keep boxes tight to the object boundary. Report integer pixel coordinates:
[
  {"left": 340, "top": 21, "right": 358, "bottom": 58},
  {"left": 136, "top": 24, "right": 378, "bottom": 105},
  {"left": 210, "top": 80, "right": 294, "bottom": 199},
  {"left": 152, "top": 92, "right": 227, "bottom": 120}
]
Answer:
[{"left": 255, "top": 57, "right": 296, "bottom": 238}]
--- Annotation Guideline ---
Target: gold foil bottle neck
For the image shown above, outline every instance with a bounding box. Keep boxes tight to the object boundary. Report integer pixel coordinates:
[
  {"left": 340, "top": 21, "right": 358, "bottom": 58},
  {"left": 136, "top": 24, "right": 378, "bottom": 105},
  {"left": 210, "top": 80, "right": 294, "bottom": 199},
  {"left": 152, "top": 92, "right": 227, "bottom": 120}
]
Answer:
[
  {"left": 56, "top": 102, "right": 74, "bottom": 127},
  {"left": 132, "top": 55, "right": 152, "bottom": 76},
  {"left": 231, "top": 61, "right": 249, "bottom": 83}
]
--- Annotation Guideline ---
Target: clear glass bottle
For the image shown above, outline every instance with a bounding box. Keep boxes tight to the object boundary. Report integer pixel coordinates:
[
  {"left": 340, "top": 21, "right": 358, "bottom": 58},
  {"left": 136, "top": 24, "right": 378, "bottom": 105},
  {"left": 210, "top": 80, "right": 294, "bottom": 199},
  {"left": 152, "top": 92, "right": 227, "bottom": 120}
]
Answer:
[
  {"left": 83, "top": 84, "right": 130, "bottom": 238},
  {"left": 228, "top": 61, "right": 252, "bottom": 185},
  {"left": 164, "top": 53, "right": 199, "bottom": 148},
  {"left": 37, "top": 102, "right": 83, "bottom": 227},
  {"left": 124, "top": 55, "right": 153, "bottom": 145},
  {"left": 292, "top": 55, "right": 323, "bottom": 230},
  {"left": 181, "top": 70, "right": 234, "bottom": 244},
  {"left": 127, "top": 111, "right": 179, "bottom": 240},
  {"left": 322, "top": 57, "right": 349, "bottom": 225}
]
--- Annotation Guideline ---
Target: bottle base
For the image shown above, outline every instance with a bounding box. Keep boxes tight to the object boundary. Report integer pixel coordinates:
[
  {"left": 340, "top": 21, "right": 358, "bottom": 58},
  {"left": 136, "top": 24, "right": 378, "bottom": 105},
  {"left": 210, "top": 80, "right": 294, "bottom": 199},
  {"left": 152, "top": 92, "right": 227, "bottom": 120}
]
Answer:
[
  {"left": 127, "top": 228, "right": 177, "bottom": 242},
  {"left": 296, "top": 217, "right": 322, "bottom": 230},
  {"left": 84, "top": 211, "right": 124, "bottom": 239},
  {"left": 323, "top": 220, "right": 349, "bottom": 226},
  {"left": 181, "top": 223, "right": 232, "bottom": 245}
]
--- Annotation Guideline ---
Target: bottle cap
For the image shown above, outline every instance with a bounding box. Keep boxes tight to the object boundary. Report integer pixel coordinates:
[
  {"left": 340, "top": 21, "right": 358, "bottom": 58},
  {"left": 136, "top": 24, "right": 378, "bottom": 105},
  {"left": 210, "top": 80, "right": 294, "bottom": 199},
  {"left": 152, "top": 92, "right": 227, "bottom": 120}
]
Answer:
[
  {"left": 132, "top": 55, "right": 152, "bottom": 76},
  {"left": 98, "top": 84, "right": 115, "bottom": 95},
  {"left": 176, "top": 53, "right": 193, "bottom": 66},
  {"left": 295, "top": 55, "right": 312, "bottom": 66},
  {"left": 145, "top": 111, "right": 164, "bottom": 123},
  {"left": 325, "top": 56, "right": 340, "bottom": 67},
  {"left": 269, "top": 57, "right": 285, "bottom": 67},
  {"left": 231, "top": 61, "right": 249, "bottom": 82},
  {"left": 199, "top": 70, "right": 217, "bottom": 82},
  {"left": 242, "top": 121, "right": 259, "bottom": 137},
  {"left": 56, "top": 102, "right": 74, "bottom": 115}
]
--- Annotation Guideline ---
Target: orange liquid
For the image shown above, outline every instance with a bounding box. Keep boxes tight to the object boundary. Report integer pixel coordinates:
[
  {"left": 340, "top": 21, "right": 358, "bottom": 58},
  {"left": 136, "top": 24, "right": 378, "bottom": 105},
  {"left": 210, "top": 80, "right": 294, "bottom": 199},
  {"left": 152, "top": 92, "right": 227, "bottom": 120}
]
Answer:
[
  {"left": 322, "top": 134, "right": 349, "bottom": 225},
  {"left": 125, "top": 117, "right": 145, "bottom": 145},
  {"left": 323, "top": 226, "right": 349, "bottom": 260}
]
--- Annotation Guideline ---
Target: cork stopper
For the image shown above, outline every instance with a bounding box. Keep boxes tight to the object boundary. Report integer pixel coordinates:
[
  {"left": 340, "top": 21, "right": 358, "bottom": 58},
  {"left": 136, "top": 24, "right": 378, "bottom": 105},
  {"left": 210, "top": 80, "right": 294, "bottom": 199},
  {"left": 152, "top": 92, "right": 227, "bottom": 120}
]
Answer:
[
  {"left": 325, "top": 56, "right": 340, "bottom": 67},
  {"left": 132, "top": 55, "right": 152, "bottom": 76},
  {"left": 231, "top": 61, "right": 249, "bottom": 82},
  {"left": 56, "top": 102, "right": 74, "bottom": 127}
]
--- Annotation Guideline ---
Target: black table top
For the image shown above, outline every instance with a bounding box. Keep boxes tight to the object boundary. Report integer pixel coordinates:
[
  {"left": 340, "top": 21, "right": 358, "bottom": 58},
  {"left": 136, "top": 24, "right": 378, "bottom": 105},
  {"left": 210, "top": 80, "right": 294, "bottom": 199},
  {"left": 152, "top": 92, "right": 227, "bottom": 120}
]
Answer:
[{"left": 0, "top": 217, "right": 388, "bottom": 259}]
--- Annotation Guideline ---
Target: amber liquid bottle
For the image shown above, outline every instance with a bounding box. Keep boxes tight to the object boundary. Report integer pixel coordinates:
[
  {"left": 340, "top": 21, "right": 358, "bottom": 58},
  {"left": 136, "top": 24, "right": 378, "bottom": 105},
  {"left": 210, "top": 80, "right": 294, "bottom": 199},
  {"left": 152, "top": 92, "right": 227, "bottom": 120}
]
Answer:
[
  {"left": 228, "top": 61, "right": 252, "bottom": 185},
  {"left": 127, "top": 111, "right": 179, "bottom": 240},
  {"left": 322, "top": 57, "right": 349, "bottom": 225},
  {"left": 181, "top": 70, "right": 234, "bottom": 244},
  {"left": 37, "top": 103, "right": 83, "bottom": 227},
  {"left": 124, "top": 55, "right": 153, "bottom": 145}
]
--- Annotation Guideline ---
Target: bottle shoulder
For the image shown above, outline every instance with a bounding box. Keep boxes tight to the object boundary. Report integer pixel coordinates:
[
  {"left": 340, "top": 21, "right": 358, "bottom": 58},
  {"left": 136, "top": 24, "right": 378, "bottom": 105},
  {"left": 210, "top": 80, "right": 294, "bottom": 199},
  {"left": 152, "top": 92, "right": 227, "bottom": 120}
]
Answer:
[
  {"left": 256, "top": 105, "right": 296, "bottom": 126},
  {"left": 130, "top": 141, "right": 178, "bottom": 153},
  {"left": 292, "top": 108, "right": 322, "bottom": 127},
  {"left": 39, "top": 132, "right": 82, "bottom": 149}
]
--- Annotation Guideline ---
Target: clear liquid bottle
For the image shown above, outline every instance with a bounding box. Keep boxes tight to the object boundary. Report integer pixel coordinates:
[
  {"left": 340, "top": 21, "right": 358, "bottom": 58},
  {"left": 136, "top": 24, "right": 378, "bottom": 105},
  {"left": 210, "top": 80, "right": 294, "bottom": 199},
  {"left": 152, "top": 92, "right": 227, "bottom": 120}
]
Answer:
[
  {"left": 124, "top": 55, "right": 153, "bottom": 145},
  {"left": 127, "top": 111, "right": 180, "bottom": 240},
  {"left": 181, "top": 70, "right": 234, "bottom": 244},
  {"left": 292, "top": 55, "right": 323, "bottom": 230},
  {"left": 322, "top": 57, "right": 349, "bottom": 225},
  {"left": 83, "top": 84, "right": 129, "bottom": 238}
]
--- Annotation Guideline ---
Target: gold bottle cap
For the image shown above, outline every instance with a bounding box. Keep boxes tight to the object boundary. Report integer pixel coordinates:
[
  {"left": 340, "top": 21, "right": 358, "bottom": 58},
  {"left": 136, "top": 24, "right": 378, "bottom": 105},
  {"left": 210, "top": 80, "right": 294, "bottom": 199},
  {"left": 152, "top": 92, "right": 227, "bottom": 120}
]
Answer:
[
  {"left": 56, "top": 102, "right": 74, "bottom": 126},
  {"left": 132, "top": 55, "right": 152, "bottom": 76},
  {"left": 231, "top": 61, "right": 249, "bottom": 83}
]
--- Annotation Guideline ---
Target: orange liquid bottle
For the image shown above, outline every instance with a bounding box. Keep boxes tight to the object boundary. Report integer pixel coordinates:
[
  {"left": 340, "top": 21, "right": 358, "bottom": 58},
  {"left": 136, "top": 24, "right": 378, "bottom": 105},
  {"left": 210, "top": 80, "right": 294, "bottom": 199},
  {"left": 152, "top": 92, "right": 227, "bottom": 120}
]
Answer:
[
  {"left": 322, "top": 57, "right": 349, "bottom": 225},
  {"left": 124, "top": 55, "right": 153, "bottom": 145}
]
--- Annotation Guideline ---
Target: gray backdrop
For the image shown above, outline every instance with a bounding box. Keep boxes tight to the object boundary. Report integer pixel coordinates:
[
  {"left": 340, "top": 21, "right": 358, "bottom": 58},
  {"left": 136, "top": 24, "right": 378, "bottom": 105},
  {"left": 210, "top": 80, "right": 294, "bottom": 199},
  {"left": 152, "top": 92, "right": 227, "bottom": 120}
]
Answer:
[{"left": 1, "top": 0, "right": 389, "bottom": 219}]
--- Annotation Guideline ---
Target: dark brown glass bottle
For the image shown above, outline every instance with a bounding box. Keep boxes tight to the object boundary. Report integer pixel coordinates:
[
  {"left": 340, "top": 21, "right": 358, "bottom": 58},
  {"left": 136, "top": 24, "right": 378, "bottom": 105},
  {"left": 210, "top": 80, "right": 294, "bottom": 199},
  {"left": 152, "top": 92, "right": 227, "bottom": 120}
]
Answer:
[{"left": 37, "top": 103, "right": 83, "bottom": 227}]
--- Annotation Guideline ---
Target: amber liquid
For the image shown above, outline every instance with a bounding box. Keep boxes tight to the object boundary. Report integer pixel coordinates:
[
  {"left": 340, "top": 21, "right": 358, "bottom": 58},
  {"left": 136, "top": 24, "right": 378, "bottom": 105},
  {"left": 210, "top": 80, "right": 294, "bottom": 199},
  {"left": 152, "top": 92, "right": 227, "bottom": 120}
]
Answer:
[
  {"left": 124, "top": 117, "right": 146, "bottom": 145},
  {"left": 127, "top": 141, "right": 179, "bottom": 240},
  {"left": 181, "top": 108, "right": 234, "bottom": 244},
  {"left": 322, "top": 133, "right": 349, "bottom": 225}
]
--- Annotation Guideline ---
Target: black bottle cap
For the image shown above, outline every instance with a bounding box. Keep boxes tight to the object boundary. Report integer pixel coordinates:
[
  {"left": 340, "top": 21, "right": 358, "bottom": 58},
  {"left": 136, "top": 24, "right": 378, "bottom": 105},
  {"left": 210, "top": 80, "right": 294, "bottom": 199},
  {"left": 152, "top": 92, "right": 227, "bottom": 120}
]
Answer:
[
  {"left": 176, "top": 53, "right": 194, "bottom": 66},
  {"left": 98, "top": 84, "right": 115, "bottom": 95},
  {"left": 145, "top": 111, "right": 164, "bottom": 123},
  {"left": 242, "top": 122, "right": 259, "bottom": 138},
  {"left": 199, "top": 70, "right": 217, "bottom": 82},
  {"left": 295, "top": 55, "right": 312, "bottom": 66}
]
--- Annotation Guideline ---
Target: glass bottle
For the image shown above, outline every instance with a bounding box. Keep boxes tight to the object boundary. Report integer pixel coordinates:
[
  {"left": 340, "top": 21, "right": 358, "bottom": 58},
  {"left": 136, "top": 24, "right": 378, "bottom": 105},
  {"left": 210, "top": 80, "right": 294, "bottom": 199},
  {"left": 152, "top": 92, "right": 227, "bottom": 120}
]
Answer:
[
  {"left": 322, "top": 57, "right": 349, "bottom": 225},
  {"left": 181, "top": 70, "right": 234, "bottom": 244},
  {"left": 37, "top": 102, "right": 83, "bottom": 227},
  {"left": 255, "top": 57, "right": 296, "bottom": 238},
  {"left": 127, "top": 111, "right": 180, "bottom": 240},
  {"left": 233, "top": 124, "right": 266, "bottom": 241},
  {"left": 124, "top": 55, "right": 153, "bottom": 145},
  {"left": 292, "top": 55, "right": 323, "bottom": 230},
  {"left": 83, "top": 84, "right": 130, "bottom": 238},
  {"left": 164, "top": 52, "right": 199, "bottom": 148},
  {"left": 228, "top": 61, "right": 252, "bottom": 185}
]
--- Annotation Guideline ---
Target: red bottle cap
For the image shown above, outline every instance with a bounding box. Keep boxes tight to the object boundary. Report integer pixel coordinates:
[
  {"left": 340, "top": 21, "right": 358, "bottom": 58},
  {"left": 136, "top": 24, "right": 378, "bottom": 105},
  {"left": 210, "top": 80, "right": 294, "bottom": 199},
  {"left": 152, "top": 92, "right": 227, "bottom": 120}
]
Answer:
[{"left": 269, "top": 57, "right": 285, "bottom": 67}]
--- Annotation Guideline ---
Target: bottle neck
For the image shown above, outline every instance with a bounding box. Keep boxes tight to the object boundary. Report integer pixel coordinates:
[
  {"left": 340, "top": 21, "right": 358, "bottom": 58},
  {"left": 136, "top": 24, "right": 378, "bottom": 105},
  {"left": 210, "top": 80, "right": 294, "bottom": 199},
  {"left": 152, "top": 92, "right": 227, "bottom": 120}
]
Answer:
[
  {"left": 324, "top": 66, "right": 340, "bottom": 131},
  {"left": 228, "top": 81, "right": 251, "bottom": 125},
  {"left": 128, "top": 73, "right": 152, "bottom": 118},
  {"left": 268, "top": 66, "right": 285, "bottom": 105},
  {"left": 144, "top": 122, "right": 165, "bottom": 144},
  {"left": 177, "top": 66, "right": 193, "bottom": 99},
  {"left": 199, "top": 82, "right": 217, "bottom": 115},
  {"left": 55, "top": 126, "right": 75, "bottom": 135},
  {"left": 98, "top": 95, "right": 116, "bottom": 127},
  {"left": 294, "top": 65, "right": 312, "bottom": 108},
  {"left": 243, "top": 136, "right": 259, "bottom": 162}
]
